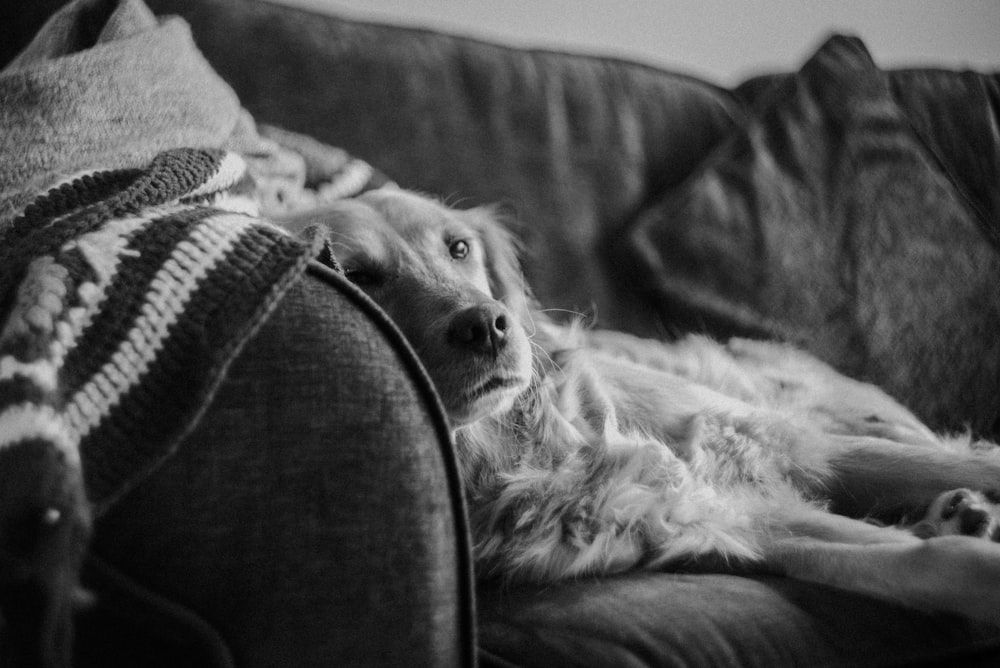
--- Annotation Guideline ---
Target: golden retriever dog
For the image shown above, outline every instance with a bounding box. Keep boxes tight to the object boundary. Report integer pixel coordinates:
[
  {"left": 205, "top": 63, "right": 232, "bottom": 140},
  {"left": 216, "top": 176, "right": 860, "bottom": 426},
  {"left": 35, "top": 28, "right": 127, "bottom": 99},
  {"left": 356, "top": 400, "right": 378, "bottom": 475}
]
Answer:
[{"left": 281, "top": 188, "right": 1000, "bottom": 624}]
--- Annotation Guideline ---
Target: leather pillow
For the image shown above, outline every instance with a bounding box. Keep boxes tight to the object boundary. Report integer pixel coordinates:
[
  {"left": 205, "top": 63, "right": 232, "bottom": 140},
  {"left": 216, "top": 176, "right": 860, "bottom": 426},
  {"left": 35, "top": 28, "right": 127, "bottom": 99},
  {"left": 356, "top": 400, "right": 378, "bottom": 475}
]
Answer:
[{"left": 623, "top": 34, "right": 1000, "bottom": 436}]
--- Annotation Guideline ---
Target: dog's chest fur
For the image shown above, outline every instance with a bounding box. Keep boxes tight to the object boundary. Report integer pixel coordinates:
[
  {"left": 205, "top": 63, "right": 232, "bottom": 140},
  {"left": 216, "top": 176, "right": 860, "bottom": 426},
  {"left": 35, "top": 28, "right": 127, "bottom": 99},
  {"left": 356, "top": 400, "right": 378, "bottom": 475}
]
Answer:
[{"left": 456, "top": 331, "right": 830, "bottom": 583}]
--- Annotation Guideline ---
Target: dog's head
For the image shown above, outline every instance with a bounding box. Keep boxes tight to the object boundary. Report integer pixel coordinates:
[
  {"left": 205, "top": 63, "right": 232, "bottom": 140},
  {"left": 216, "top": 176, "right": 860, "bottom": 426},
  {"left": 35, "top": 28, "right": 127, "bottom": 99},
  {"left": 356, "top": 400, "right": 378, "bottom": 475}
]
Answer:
[{"left": 282, "top": 189, "right": 534, "bottom": 427}]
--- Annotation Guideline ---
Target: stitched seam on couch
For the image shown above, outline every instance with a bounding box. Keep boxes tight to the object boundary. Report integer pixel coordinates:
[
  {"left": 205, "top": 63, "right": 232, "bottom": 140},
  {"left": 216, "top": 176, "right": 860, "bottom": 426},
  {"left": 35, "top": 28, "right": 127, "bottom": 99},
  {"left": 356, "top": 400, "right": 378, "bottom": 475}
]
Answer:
[{"left": 81, "top": 553, "right": 236, "bottom": 668}]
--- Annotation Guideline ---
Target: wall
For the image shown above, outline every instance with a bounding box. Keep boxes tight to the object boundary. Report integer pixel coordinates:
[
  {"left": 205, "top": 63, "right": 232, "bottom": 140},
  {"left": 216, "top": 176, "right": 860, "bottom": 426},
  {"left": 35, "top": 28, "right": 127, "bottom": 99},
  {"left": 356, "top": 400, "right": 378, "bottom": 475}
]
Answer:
[{"left": 269, "top": 0, "right": 1000, "bottom": 84}]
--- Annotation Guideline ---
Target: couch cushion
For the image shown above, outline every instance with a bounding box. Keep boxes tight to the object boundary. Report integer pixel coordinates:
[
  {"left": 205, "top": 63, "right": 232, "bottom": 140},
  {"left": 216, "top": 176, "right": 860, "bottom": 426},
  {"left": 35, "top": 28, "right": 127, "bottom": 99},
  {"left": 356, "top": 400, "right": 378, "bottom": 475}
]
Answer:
[
  {"left": 622, "top": 34, "right": 1000, "bottom": 435},
  {"left": 736, "top": 67, "right": 1000, "bottom": 251},
  {"left": 478, "top": 572, "right": 1000, "bottom": 668},
  {"left": 886, "top": 68, "right": 1000, "bottom": 245}
]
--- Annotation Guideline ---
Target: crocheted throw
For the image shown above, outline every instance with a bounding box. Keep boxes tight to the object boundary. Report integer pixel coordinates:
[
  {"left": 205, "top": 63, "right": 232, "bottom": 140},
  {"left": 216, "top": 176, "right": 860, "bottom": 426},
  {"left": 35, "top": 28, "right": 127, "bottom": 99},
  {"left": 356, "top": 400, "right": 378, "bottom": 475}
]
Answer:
[
  {"left": 0, "top": 147, "right": 318, "bottom": 514},
  {"left": 0, "top": 0, "right": 392, "bottom": 657}
]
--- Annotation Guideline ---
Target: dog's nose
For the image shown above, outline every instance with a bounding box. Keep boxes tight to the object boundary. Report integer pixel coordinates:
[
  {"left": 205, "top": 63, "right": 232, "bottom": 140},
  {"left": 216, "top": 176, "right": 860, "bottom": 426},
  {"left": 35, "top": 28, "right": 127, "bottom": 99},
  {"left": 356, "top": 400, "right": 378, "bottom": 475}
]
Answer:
[{"left": 448, "top": 302, "right": 509, "bottom": 356}]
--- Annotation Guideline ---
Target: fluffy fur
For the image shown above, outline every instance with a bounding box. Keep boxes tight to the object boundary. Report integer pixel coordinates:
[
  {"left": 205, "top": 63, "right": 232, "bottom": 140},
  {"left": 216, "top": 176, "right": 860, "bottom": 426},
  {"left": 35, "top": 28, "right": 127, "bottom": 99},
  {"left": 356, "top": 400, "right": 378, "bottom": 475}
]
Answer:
[{"left": 281, "top": 189, "right": 1000, "bottom": 624}]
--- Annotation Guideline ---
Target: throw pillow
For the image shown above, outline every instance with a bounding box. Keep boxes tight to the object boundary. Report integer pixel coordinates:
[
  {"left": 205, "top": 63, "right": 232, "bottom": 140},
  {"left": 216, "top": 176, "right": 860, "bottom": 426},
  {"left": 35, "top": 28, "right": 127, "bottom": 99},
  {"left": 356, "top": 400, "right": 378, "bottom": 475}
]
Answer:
[{"left": 623, "top": 35, "right": 1000, "bottom": 435}]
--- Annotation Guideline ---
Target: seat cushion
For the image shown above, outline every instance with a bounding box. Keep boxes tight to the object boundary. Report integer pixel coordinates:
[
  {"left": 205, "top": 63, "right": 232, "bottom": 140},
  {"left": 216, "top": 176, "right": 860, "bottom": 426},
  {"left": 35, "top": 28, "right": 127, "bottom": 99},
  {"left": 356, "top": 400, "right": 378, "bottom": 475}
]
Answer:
[{"left": 478, "top": 572, "right": 1000, "bottom": 667}]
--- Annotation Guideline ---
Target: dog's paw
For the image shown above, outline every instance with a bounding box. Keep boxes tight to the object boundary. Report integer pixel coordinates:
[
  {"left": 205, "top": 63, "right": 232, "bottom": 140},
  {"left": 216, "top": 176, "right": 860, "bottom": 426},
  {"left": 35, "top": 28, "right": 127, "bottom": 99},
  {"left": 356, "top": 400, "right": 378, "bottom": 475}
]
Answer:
[{"left": 911, "top": 488, "right": 1000, "bottom": 541}]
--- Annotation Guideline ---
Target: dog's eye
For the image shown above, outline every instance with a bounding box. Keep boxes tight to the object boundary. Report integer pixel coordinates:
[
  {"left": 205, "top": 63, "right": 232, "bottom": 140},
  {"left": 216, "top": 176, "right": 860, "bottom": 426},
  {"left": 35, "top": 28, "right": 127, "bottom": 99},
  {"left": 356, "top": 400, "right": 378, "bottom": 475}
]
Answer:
[{"left": 449, "top": 240, "right": 470, "bottom": 260}]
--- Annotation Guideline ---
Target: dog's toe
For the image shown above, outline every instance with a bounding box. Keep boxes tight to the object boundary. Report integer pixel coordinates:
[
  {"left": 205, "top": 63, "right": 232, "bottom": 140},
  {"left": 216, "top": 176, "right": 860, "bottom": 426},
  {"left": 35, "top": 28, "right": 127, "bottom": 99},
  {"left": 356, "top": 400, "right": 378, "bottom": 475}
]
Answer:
[{"left": 920, "top": 488, "right": 1000, "bottom": 541}]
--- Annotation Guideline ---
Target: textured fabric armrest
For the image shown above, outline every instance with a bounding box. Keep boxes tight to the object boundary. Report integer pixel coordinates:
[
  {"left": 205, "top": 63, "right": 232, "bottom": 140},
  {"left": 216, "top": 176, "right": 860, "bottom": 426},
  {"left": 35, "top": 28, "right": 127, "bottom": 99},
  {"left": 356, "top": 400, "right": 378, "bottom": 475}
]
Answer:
[{"left": 84, "top": 265, "right": 475, "bottom": 667}]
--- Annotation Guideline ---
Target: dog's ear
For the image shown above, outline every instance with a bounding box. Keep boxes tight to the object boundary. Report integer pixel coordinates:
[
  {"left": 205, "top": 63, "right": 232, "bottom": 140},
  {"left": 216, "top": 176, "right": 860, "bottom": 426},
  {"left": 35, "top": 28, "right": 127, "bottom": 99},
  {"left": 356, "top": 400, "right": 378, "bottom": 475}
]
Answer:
[
  {"left": 463, "top": 206, "right": 536, "bottom": 322},
  {"left": 274, "top": 199, "right": 381, "bottom": 274}
]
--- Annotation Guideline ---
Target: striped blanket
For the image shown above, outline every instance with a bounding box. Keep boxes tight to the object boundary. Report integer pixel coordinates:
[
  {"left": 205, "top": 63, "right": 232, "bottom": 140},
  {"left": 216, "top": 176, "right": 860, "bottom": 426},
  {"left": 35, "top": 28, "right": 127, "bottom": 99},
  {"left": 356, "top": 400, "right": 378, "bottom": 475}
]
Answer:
[
  {"left": 0, "top": 146, "right": 314, "bottom": 660},
  {"left": 0, "top": 143, "right": 391, "bottom": 661},
  {"left": 0, "top": 0, "right": 391, "bottom": 658},
  {"left": 0, "top": 148, "right": 317, "bottom": 513}
]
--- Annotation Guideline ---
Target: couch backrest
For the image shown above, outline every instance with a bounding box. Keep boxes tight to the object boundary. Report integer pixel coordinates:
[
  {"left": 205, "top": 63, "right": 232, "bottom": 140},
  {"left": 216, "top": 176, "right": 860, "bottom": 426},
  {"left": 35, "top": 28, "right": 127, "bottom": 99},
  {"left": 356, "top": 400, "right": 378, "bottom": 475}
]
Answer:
[{"left": 146, "top": 0, "right": 744, "bottom": 332}]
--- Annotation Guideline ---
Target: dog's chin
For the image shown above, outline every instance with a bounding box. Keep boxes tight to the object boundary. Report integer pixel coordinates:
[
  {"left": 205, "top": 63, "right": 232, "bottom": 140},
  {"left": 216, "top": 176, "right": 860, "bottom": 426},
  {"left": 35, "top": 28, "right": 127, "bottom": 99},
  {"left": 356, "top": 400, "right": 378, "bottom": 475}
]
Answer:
[{"left": 444, "top": 376, "right": 529, "bottom": 427}]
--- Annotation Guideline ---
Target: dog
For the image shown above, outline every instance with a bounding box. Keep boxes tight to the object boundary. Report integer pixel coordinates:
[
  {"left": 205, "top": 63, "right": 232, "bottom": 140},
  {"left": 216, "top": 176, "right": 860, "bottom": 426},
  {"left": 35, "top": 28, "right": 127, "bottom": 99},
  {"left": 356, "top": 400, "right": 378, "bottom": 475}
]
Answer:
[{"left": 281, "top": 188, "right": 1000, "bottom": 625}]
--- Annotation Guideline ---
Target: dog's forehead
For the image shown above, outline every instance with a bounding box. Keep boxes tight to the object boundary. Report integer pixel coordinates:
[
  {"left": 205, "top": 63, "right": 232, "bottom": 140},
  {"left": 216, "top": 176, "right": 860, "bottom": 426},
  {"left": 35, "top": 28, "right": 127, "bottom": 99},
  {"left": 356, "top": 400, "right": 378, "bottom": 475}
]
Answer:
[{"left": 361, "top": 190, "right": 472, "bottom": 243}]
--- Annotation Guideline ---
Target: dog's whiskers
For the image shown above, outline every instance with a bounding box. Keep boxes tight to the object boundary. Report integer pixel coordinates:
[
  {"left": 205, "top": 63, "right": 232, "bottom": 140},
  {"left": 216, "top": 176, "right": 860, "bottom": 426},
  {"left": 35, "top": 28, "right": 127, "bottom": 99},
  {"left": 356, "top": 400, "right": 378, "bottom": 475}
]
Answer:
[
  {"left": 522, "top": 310, "right": 541, "bottom": 339},
  {"left": 535, "top": 307, "right": 594, "bottom": 324},
  {"left": 441, "top": 192, "right": 473, "bottom": 209},
  {"left": 529, "top": 338, "right": 559, "bottom": 371}
]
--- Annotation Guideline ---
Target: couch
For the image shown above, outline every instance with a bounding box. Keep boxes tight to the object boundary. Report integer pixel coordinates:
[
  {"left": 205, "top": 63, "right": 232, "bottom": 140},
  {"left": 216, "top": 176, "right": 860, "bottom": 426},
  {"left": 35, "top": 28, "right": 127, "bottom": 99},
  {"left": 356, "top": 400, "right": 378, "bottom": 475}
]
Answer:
[{"left": 3, "top": 0, "right": 1000, "bottom": 666}]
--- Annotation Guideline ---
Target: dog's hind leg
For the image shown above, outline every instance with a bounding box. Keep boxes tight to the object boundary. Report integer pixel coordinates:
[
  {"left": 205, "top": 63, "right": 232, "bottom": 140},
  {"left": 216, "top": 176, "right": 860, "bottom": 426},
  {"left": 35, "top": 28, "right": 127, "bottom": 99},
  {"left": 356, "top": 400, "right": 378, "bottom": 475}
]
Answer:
[
  {"left": 824, "top": 437, "right": 1000, "bottom": 522},
  {"left": 761, "top": 510, "right": 1000, "bottom": 625}
]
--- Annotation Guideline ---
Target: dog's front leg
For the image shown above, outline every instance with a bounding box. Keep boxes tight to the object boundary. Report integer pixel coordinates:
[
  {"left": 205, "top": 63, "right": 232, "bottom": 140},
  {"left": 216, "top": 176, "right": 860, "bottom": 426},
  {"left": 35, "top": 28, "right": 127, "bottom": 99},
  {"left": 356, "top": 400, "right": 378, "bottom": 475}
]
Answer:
[
  {"left": 825, "top": 437, "right": 1000, "bottom": 522},
  {"left": 764, "top": 512, "right": 1000, "bottom": 625}
]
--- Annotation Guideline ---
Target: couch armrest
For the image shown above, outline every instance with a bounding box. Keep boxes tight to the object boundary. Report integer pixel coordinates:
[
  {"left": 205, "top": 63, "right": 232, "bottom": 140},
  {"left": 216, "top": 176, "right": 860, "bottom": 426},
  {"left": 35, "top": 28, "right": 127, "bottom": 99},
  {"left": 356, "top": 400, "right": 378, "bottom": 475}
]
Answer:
[{"left": 85, "top": 265, "right": 475, "bottom": 667}]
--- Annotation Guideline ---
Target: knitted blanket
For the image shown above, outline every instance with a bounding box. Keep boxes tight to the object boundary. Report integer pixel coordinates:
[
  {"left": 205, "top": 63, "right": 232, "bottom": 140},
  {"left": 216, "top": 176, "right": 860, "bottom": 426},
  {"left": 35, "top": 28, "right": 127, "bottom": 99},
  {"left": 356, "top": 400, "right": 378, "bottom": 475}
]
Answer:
[
  {"left": 0, "top": 145, "right": 314, "bottom": 663},
  {"left": 0, "top": 147, "right": 319, "bottom": 510},
  {"left": 0, "top": 0, "right": 392, "bottom": 509},
  {"left": 0, "top": 0, "right": 389, "bottom": 655}
]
